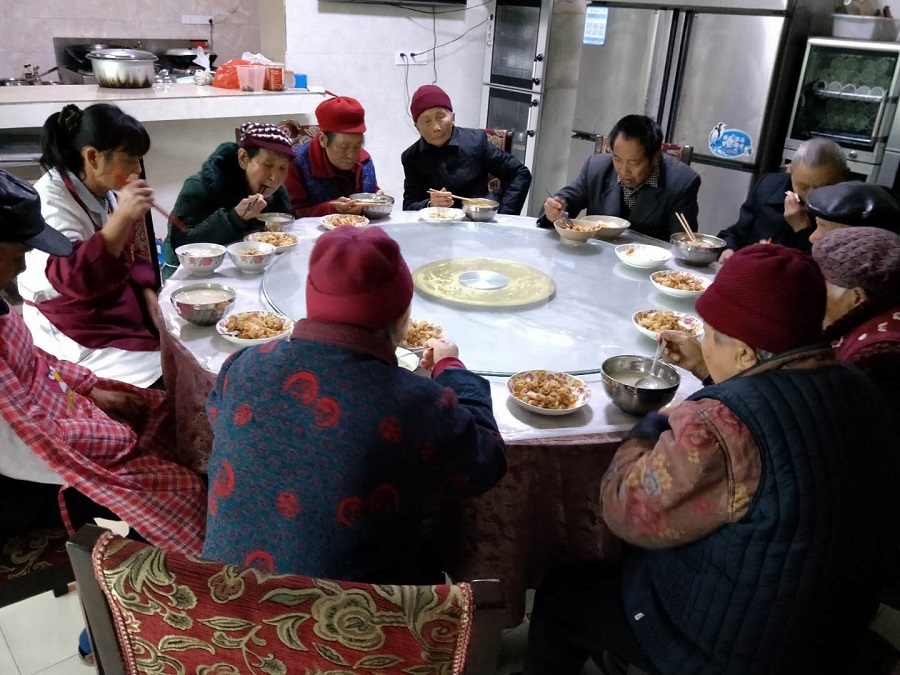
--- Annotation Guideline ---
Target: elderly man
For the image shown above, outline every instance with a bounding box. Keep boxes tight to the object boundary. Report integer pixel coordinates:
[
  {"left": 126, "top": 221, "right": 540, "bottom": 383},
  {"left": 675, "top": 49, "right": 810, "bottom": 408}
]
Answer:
[
  {"left": 539, "top": 115, "right": 700, "bottom": 241},
  {"left": 813, "top": 226, "right": 900, "bottom": 408},
  {"left": 284, "top": 96, "right": 378, "bottom": 217},
  {"left": 717, "top": 138, "right": 848, "bottom": 262},
  {"left": 0, "top": 169, "right": 206, "bottom": 552},
  {"left": 401, "top": 84, "right": 532, "bottom": 215},
  {"left": 805, "top": 181, "right": 900, "bottom": 244},
  {"left": 524, "top": 245, "right": 897, "bottom": 674}
]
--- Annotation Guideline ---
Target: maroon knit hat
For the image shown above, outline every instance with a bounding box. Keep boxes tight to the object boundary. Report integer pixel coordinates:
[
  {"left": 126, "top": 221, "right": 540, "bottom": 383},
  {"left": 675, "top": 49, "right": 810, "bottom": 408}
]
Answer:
[
  {"left": 812, "top": 226, "right": 900, "bottom": 302},
  {"left": 695, "top": 244, "right": 826, "bottom": 353},
  {"left": 306, "top": 226, "right": 413, "bottom": 329},
  {"left": 315, "top": 96, "right": 367, "bottom": 134},
  {"left": 410, "top": 85, "right": 453, "bottom": 123},
  {"left": 236, "top": 122, "right": 295, "bottom": 158}
]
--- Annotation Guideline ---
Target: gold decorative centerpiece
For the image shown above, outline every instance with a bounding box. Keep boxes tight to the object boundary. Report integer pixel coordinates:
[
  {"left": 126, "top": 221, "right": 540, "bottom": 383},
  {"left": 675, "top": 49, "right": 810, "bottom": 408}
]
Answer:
[{"left": 412, "top": 258, "right": 556, "bottom": 307}]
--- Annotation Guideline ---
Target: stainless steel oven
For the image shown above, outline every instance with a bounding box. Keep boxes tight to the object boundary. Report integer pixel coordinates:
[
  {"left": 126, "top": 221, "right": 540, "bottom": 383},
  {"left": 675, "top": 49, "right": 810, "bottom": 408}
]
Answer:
[
  {"left": 480, "top": 85, "right": 541, "bottom": 168},
  {"left": 483, "top": 0, "right": 550, "bottom": 93}
]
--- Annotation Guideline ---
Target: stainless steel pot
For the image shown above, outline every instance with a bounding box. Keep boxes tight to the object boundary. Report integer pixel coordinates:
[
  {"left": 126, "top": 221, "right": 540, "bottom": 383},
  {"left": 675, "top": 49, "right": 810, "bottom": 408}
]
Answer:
[
  {"left": 0, "top": 79, "right": 31, "bottom": 86},
  {"left": 87, "top": 48, "right": 158, "bottom": 88}
]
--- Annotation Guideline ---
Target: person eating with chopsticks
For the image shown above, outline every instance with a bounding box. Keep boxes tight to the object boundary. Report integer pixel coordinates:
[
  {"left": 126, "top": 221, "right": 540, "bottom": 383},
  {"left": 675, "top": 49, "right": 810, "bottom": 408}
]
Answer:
[
  {"left": 401, "top": 85, "right": 532, "bottom": 214},
  {"left": 161, "top": 121, "right": 295, "bottom": 280},
  {"left": 540, "top": 114, "right": 700, "bottom": 241},
  {"left": 283, "top": 96, "right": 379, "bottom": 218},
  {"left": 17, "top": 103, "right": 162, "bottom": 388}
]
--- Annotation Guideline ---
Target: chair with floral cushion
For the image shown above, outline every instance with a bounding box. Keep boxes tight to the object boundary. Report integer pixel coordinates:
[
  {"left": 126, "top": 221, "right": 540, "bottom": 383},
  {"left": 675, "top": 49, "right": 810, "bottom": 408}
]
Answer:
[
  {"left": 593, "top": 135, "right": 693, "bottom": 166},
  {"left": 0, "top": 527, "right": 74, "bottom": 609},
  {"left": 482, "top": 129, "right": 512, "bottom": 194},
  {"left": 277, "top": 121, "right": 320, "bottom": 147},
  {"left": 67, "top": 525, "right": 505, "bottom": 675}
]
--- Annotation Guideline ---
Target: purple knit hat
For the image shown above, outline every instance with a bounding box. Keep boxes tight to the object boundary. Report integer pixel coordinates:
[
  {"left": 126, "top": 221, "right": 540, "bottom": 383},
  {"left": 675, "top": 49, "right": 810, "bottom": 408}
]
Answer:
[{"left": 812, "top": 226, "right": 900, "bottom": 302}]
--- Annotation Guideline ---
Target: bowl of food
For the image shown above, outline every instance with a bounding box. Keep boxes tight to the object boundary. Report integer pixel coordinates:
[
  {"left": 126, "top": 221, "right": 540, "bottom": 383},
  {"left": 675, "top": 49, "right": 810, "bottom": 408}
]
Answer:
[
  {"left": 463, "top": 198, "right": 500, "bottom": 222},
  {"left": 553, "top": 219, "right": 604, "bottom": 246},
  {"left": 226, "top": 241, "right": 277, "bottom": 274},
  {"left": 216, "top": 310, "right": 294, "bottom": 346},
  {"left": 615, "top": 243, "right": 672, "bottom": 269},
  {"left": 650, "top": 270, "right": 711, "bottom": 299},
  {"left": 320, "top": 213, "right": 370, "bottom": 230},
  {"left": 400, "top": 319, "right": 446, "bottom": 353},
  {"left": 257, "top": 212, "right": 294, "bottom": 232},
  {"left": 670, "top": 232, "right": 727, "bottom": 266},
  {"left": 507, "top": 369, "right": 591, "bottom": 416},
  {"left": 349, "top": 193, "right": 394, "bottom": 219},
  {"left": 175, "top": 243, "right": 227, "bottom": 276},
  {"left": 581, "top": 215, "right": 631, "bottom": 241},
  {"left": 601, "top": 355, "right": 680, "bottom": 415},
  {"left": 169, "top": 283, "right": 236, "bottom": 326},
  {"left": 632, "top": 309, "right": 704, "bottom": 340},
  {"left": 419, "top": 207, "right": 466, "bottom": 223},
  {"left": 244, "top": 231, "right": 299, "bottom": 254}
]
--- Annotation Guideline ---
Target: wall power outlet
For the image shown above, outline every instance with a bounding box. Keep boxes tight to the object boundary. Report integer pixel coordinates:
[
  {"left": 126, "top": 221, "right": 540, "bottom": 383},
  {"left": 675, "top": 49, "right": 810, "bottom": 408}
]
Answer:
[{"left": 394, "top": 51, "right": 428, "bottom": 66}]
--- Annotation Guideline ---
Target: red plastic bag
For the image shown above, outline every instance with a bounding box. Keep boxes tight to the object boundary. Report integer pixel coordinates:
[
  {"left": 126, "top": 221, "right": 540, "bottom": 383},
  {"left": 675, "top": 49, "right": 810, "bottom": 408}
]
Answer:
[{"left": 212, "top": 59, "right": 250, "bottom": 89}]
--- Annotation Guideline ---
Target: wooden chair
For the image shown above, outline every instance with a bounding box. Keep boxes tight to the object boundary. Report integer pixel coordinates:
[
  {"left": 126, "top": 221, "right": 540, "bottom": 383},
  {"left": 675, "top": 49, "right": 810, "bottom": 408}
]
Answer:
[
  {"left": 68, "top": 525, "right": 506, "bottom": 675},
  {"left": 0, "top": 526, "right": 74, "bottom": 609},
  {"left": 278, "top": 120, "right": 320, "bottom": 147},
  {"left": 594, "top": 134, "right": 694, "bottom": 166},
  {"left": 483, "top": 129, "right": 512, "bottom": 194}
]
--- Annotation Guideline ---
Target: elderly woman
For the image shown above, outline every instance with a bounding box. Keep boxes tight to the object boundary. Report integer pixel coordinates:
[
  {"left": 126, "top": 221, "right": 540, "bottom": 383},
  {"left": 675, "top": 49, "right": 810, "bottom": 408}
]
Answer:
[
  {"left": 283, "top": 96, "right": 378, "bottom": 218},
  {"left": 17, "top": 103, "right": 161, "bottom": 388},
  {"left": 812, "top": 226, "right": 900, "bottom": 408},
  {"left": 202, "top": 226, "right": 507, "bottom": 583},
  {"left": 805, "top": 181, "right": 900, "bottom": 244},
  {"left": 162, "top": 122, "right": 294, "bottom": 280},
  {"left": 401, "top": 85, "right": 532, "bottom": 215},
  {"left": 525, "top": 245, "right": 897, "bottom": 674}
]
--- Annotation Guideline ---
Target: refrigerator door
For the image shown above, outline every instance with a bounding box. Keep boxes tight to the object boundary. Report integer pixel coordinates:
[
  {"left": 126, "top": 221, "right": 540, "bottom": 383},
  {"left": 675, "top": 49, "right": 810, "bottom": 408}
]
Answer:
[
  {"left": 572, "top": 7, "right": 674, "bottom": 138},
  {"left": 668, "top": 12, "right": 786, "bottom": 168},
  {"left": 692, "top": 163, "right": 756, "bottom": 235},
  {"left": 597, "top": 0, "right": 789, "bottom": 10}
]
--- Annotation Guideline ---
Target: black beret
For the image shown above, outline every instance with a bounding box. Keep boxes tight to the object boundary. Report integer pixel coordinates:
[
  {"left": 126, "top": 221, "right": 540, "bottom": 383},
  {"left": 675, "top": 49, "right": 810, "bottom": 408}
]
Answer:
[
  {"left": 0, "top": 169, "right": 72, "bottom": 256},
  {"left": 805, "top": 181, "right": 900, "bottom": 232}
]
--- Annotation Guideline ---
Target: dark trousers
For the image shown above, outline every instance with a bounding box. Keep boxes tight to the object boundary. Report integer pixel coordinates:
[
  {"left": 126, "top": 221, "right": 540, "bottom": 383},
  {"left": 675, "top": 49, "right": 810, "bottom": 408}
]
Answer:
[
  {"left": 524, "top": 563, "right": 658, "bottom": 675},
  {"left": 0, "top": 475, "right": 118, "bottom": 538}
]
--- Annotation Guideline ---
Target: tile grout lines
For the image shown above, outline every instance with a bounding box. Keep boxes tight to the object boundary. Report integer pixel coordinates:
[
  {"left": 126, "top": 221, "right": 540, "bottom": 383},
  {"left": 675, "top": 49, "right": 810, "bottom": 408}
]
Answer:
[{"left": 0, "top": 624, "right": 21, "bottom": 675}]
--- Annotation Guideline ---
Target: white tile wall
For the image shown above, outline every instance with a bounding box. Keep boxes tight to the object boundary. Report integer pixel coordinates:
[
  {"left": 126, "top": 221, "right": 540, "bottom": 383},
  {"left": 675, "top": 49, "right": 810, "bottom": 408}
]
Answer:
[
  {"left": 282, "top": 0, "right": 490, "bottom": 201},
  {"left": 0, "top": 0, "right": 263, "bottom": 82}
]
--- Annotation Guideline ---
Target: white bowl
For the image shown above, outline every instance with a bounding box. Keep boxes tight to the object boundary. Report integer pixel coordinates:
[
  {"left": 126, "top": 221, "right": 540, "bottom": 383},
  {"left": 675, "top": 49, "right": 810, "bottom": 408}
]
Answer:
[
  {"left": 583, "top": 215, "right": 631, "bottom": 241},
  {"left": 418, "top": 207, "right": 466, "bottom": 223},
  {"left": 226, "top": 241, "right": 277, "bottom": 274},
  {"left": 175, "top": 243, "right": 227, "bottom": 276},
  {"left": 244, "top": 231, "right": 299, "bottom": 254},
  {"left": 632, "top": 309, "right": 704, "bottom": 340},
  {"left": 216, "top": 311, "right": 294, "bottom": 346},
  {"left": 650, "top": 270, "right": 711, "bottom": 299},
  {"left": 615, "top": 244, "right": 673, "bottom": 269},
  {"left": 553, "top": 220, "right": 599, "bottom": 247},
  {"left": 396, "top": 347, "right": 420, "bottom": 371},
  {"left": 506, "top": 370, "right": 591, "bottom": 417},
  {"left": 320, "top": 214, "right": 370, "bottom": 230},
  {"left": 399, "top": 320, "right": 446, "bottom": 354}
]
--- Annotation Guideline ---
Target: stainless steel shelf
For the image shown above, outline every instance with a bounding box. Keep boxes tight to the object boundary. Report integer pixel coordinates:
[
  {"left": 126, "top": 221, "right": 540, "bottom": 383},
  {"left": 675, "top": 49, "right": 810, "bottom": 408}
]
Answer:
[{"left": 814, "top": 90, "right": 887, "bottom": 103}]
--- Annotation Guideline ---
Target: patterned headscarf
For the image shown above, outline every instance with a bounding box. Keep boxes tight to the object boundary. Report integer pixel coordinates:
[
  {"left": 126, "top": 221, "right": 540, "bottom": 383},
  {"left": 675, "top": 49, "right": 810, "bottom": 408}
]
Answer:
[{"left": 236, "top": 122, "right": 295, "bottom": 158}]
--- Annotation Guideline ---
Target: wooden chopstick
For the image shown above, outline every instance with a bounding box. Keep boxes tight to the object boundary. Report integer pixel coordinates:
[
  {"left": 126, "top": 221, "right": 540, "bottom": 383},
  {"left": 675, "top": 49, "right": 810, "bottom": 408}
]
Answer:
[
  {"left": 151, "top": 202, "right": 190, "bottom": 233},
  {"left": 427, "top": 188, "right": 476, "bottom": 202},
  {"left": 676, "top": 212, "right": 698, "bottom": 243}
]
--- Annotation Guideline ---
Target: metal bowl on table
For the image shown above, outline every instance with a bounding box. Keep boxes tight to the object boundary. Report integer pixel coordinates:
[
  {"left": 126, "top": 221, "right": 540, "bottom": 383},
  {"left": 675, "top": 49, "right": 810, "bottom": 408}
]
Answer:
[
  {"left": 170, "top": 283, "right": 236, "bottom": 326},
  {"left": 87, "top": 48, "right": 158, "bottom": 89},
  {"left": 256, "top": 212, "right": 294, "bottom": 232},
  {"left": 463, "top": 198, "right": 500, "bottom": 222},
  {"left": 670, "top": 232, "right": 727, "bottom": 266},
  {"left": 601, "top": 355, "right": 680, "bottom": 415},
  {"left": 349, "top": 193, "right": 394, "bottom": 219}
]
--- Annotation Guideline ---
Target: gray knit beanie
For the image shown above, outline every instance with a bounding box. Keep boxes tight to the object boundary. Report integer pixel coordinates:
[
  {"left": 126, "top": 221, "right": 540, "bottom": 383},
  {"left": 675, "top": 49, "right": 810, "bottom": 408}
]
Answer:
[{"left": 812, "top": 226, "right": 900, "bottom": 301}]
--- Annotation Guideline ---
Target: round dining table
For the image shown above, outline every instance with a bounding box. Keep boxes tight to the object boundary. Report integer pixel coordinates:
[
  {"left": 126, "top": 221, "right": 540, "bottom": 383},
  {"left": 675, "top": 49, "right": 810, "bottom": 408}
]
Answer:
[{"left": 156, "top": 211, "right": 711, "bottom": 626}]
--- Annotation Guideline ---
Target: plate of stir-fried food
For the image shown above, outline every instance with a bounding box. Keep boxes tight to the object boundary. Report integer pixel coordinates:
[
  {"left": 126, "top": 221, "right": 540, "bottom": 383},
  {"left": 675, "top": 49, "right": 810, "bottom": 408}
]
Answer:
[
  {"left": 216, "top": 311, "right": 294, "bottom": 346},
  {"left": 320, "top": 214, "right": 370, "bottom": 230},
  {"left": 650, "top": 270, "right": 711, "bottom": 298},
  {"left": 400, "top": 319, "right": 446, "bottom": 352},
  {"left": 244, "top": 231, "right": 300, "bottom": 253},
  {"left": 507, "top": 369, "right": 591, "bottom": 416},
  {"left": 632, "top": 309, "right": 703, "bottom": 340},
  {"left": 418, "top": 207, "right": 466, "bottom": 223}
]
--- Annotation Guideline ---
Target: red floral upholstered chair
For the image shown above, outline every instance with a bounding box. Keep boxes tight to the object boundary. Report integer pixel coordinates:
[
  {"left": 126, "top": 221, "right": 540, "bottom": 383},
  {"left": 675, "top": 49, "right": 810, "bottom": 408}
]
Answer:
[
  {"left": 278, "top": 120, "right": 320, "bottom": 147},
  {"left": 68, "top": 525, "right": 505, "bottom": 675},
  {"left": 0, "top": 527, "right": 73, "bottom": 608},
  {"left": 594, "top": 134, "right": 693, "bottom": 165},
  {"left": 483, "top": 129, "right": 511, "bottom": 194}
]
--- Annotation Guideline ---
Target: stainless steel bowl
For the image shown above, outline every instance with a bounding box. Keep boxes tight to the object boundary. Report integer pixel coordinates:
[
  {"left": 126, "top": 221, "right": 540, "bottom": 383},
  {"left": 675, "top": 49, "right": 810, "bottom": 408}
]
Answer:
[
  {"left": 601, "top": 355, "right": 680, "bottom": 415},
  {"left": 349, "top": 193, "right": 394, "bottom": 219},
  {"left": 670, "top": 232, "right": 727, "bottom": 266},
  {"left": 463, "top": 199, "right": 500, "bottom": 222},
  {"left": 170, "top": 283, "right": 236, "bottom": 326},
  {"left": 87, "top": 49, "right": 158, "bottom": 89},
  {"left": 256, "top": 212, "right": 294, "bottom": 232}
]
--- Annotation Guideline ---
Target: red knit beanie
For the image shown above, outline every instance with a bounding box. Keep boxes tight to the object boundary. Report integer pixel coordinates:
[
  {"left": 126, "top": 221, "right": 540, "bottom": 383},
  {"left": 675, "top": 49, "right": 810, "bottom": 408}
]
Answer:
[
  {"left": 306, "top": 226, "right": 413, "bottom": 329},
  {"left": 410, "top": 85, "right": 453, "bottom": 123},
  {"left": 315, "top": 96, "right": 367, "bottom": 134},
  {"left": 695, "top": 244, "right": 826, "bottom": 353}
]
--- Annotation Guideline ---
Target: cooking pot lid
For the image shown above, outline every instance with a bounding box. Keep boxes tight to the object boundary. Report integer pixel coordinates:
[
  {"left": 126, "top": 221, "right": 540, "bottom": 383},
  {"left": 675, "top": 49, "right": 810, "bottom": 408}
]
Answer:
[
  {"left": 165, "top": 48, "right": 197, "bottom": 56},
  {"left": 87, "top": 48, "right": 158, "bottom": 62}
]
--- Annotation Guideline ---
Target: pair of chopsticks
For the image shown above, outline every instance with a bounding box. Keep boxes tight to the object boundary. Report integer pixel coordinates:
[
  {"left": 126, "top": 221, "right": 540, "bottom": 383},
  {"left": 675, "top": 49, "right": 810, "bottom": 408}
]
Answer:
[
  {"left": 545, "top": 189, "right": 574, "bottom": 228},
  {"left": 427, "top": 188, "right": 477, "bottom": 203},
  {"left": 676, "top": 212, "right": 698, "bottom": 243},
  {"left": 114, "top": 171, "right": 190, "bottom": 233}
]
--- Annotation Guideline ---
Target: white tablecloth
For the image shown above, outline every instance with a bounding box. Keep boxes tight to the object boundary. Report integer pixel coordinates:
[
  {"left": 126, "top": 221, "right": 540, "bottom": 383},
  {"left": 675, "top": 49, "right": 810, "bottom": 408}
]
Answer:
[{"left": 159, "top": 212, "right": 705, "bottom": 442}]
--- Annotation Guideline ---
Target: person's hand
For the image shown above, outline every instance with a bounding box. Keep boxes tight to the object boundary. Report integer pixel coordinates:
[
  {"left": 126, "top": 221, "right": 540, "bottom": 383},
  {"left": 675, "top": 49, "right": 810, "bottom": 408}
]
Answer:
[
  {"left": 235, "top": 194, "right": 267, "bottom": 221},
  {"left": 659, "top": 330, "right": 708, "bottom": 381},
  {"left": 333, "top": 197, "right": 363, "bottom": 215},
  {"left": 113, "top": 175, "right": 153, "bottom": 223},
  {"left": 420, "top": 338, "right": 460, "bottom": 372},
  {"left": 719, "top": 249, "right": 735, "bottom": 263},
  {"left": 543, "top": 195, "right": 566, "bottom": 223},
  {"left": 783, "top": 191, "right": 809, "bottom": 233},
  {"left": 757, "top": 237, "right": 773, "bottom": 245},
  {"left": 429, "top": 188, "right": 454, "bottom": 208},
  {"left": 89, "top": 387, "right": 148, "bottom": 430}
]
